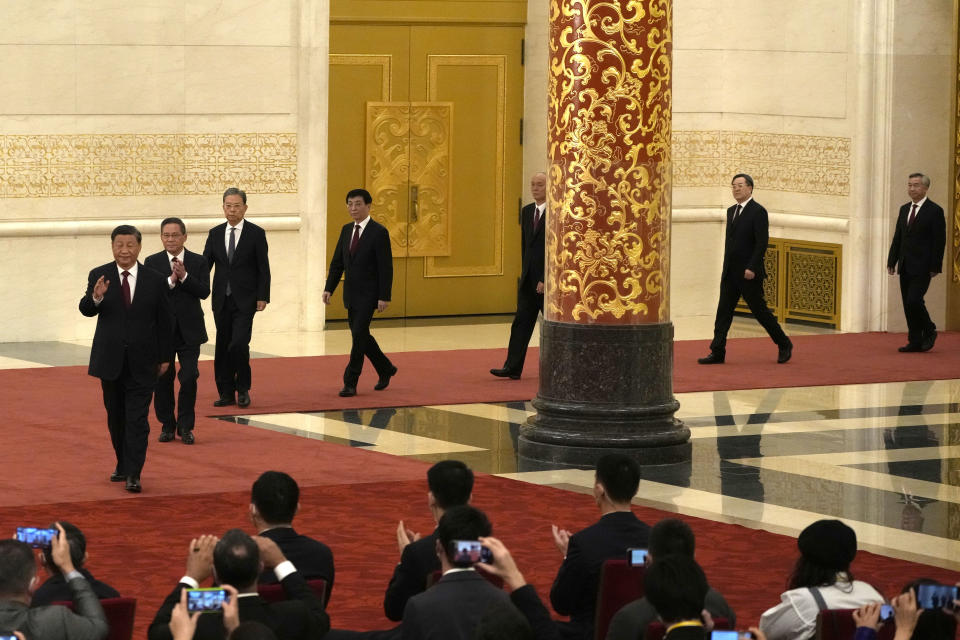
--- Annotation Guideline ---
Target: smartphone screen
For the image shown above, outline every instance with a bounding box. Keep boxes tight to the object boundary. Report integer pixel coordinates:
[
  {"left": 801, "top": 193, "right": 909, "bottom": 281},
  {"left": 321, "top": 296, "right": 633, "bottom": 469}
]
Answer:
[
  {"left": 879, "top": 604, "right": 895, "bottom": 621},
  {"left": 916, "top": 584, "right": 959, "bottom": 610},
  {"left": 15, "top": 527, "right": 58, "bottom": 548},
  {"left": 451, "top": 540, "right": 493, "bottom": 566},
  {"left": 186, "top": 588, "right": 227, "bottom": 613},
  {"left": 626, "top": 548, "right": 648, "bottom": 566},
  {"left": 710, "top": 633, "right": 752, "bottom": 640}
]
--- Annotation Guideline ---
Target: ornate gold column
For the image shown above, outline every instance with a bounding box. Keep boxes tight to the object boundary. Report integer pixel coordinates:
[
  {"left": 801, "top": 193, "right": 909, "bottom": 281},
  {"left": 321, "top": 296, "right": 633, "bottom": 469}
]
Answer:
[
  {"left": 950, "top": 0, "right": 960, "bottom": 330},
  {"left": 520, "top": 0, "right": 689, "bottom": 466}
]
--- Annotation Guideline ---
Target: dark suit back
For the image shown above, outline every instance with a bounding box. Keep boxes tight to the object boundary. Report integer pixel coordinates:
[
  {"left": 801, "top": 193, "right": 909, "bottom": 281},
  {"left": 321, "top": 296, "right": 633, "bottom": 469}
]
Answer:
[
  {"left": 144, "top": 249, "right": 209, "bottom": 346},
  {"left": 519, "top": 202, "right": 546, "bottom": 288},
  {"left": 383, "top": 531, "right": 440, "bottom": 621},
  {"left": 79, "top": 262, "right": 173, "bottom": 385},
  {"left": 203, "top": 220, "right": 271, "bottom": 312},
  {"left": 324, "top": 219, "right": 393, "bottom": 310},
  {"left": 721, "top": 199, "right": 769, "bottom": 281},
  {"left": 257, "top": 527, "right": 335, "bottom": 600},
  {"left": 886, "top": 199, "right": 946, "bottom": 276},
  {"left": 401, "top": 570, "right": 510, "bottom": 640}
]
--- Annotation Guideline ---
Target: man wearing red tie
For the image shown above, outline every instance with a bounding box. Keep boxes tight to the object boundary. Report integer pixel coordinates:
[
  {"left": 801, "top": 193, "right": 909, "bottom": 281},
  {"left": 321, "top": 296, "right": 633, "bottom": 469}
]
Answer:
[
  {"left": 322, "top": 188, "right": 396, "bottom": 397},
  {"left": 887, "top": 172, "right": 946, "bottom": 352}
]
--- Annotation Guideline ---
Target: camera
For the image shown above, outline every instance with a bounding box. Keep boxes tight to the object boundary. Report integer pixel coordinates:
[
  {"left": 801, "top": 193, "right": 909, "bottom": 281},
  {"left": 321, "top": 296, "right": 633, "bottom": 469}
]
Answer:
[
  {"left": 916, "top": 583, "right": 959, "bottom": 610},
  {"left": 186, "top": 588, "right": 228, "bottom": 613},
  {"left": 626, "top": 548, "right": 648, "bottom": 566},
  {"left": 450, "top": 540, "right": 493, "bottom": 567},
  {"left": 15, "top": 527, "right": 58, "bottom": 548}
]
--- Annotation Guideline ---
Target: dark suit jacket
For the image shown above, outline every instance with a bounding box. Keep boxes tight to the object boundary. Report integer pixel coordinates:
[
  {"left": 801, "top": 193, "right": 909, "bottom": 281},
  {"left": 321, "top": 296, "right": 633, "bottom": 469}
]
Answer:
[
  {"left": 144, "top": 249, "right": 210, "bottom": 346},
  {"left": 383, "top": 531, "right": 439, "bottom": 621},
  {"left": 401, "top": 570, "right": 511, "bottom": 640},
  {"left": 886, "top": 198, "right": 946, "bottom": 276},
  {"left": 147, "top": 572, "right": 329, "bottom": 640},
  {"left": 550, "top": 511, "right": 650, "bottom": 634},
  {"left": 257, "top": 527, "right": 335, "bottom": 600},
  {"left": 79, "top": 262, "right": 174, "bottom": 386},
  {"left": 203, "top": 220, "right": 271, "bottom": 313},
  {"left": 511, "top": 584, "right": 560, "bottom": 640},
  {"left": 519, "top": 202, "right": 546, "bottom": 289},
  {"left": 721, "top": 199, "right": 769, "bottom": 281},
  {"left": 605, "top": 587, "right": 734, "bottom": 640},
  {"left": 324, "top": 218, "right": 393, "bottom": 310},
  {"left": 32, "top": 568, "right": 120, "bottom": 606},
  {"left": 0, "top": 575, "right": 108, "bottom": 640}
]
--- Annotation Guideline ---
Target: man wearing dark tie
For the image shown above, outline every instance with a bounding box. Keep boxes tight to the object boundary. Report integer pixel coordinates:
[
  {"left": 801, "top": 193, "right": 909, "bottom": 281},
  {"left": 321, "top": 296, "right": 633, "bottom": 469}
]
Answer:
[
  {"left": 203, "top": 188, "right": 271, "bottom": 408},
  {"left": 491, "top": 172, "right": 547, "bottom": 380},
  {"left": 697, "top": 173, "right": 792, "bottom": 365},
  {"left": 887, "top": 172, "right": 946, "bottom": 352},
  {"left": 145, "top": 218, "right": 210, "bottom": 444},
  {"left": 322, "top": 188, "right": 396, "bottom": 398},
  {"left": 79, "top": 225, "right": 173, "bottom": 493}
]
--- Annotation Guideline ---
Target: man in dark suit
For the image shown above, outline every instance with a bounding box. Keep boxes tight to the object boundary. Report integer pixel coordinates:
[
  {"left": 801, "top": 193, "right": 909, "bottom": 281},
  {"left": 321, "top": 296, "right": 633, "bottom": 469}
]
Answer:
[
  {"left": 147, "top": 530, "right": 328, "bottom": 640},
  {"left": 32, "top": 521, "right": 120, "bottom": 606},
  {"left": 401, "top": 505, "right": 510, "bottom": 640},
  {"left": 550, "top": 454, "right": 651, "bottom": 640},
  {"left": 145, "top": 217, "right": 210, "bottom": 445},
  {"left": 887, "top": 172, "right": 946, "bottom": 352},
  {"left": 203, "top": 187, "right": 270, "bottom": 409},
  {"left": 79, "top": 225, "right": 174, "bottom": 493},
  {"left": 491, "top": 172, "right": 547, "bottom": 379},
  {"left": 323, "top": 188, "right": 396, "bottom": 397},
  {"left": 249, "top": 471, "right": 335, "bottom": 600},
  {"left": 698, "top": 173, "right": 792, "bottom": 365}
]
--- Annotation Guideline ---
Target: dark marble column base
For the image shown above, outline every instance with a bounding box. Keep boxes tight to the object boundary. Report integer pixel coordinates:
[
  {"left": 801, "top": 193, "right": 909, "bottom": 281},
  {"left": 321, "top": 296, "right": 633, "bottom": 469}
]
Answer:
[{"left": 520, "top": 320, "right": 690, "bottom": 466}]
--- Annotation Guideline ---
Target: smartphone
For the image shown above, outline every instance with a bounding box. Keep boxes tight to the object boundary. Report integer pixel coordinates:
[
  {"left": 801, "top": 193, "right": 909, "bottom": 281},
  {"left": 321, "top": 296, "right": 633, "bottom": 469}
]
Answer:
[
  {"left": 710, "top": 632, "right": 754, "bottom": 640},
  {"left": 186, "top": 588, "right": 227, "bottom": 613},
  {"left": 15, "top": 527, "right": 58, "bottom": 548},
  {"left": 879, "top": 604, "right": 895, "bottom": 621},
  {"left": 451, "top": 540, "right": 493, "bottom": 566},
  {"left": 916, "top": 583, "right": 959, "bottom": 610},
  {"left": 0, "top": 634, "right": 17, "bottom": 640},
  {"left": 626, "top": 548, "right": 648, "bottom": 566}
]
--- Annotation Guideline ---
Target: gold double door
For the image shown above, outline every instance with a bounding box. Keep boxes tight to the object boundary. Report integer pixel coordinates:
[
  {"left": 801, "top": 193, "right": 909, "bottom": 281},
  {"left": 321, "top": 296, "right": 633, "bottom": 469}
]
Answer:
[{"left": 327, "top": 21, "right": 524, "bottom": 320}]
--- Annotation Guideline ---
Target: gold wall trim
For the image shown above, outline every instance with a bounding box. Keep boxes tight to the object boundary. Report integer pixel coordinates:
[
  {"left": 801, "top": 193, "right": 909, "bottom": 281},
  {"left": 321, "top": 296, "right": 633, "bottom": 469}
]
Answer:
[
  {"left": 0, "top": 133, "right": 297, "bottom": 198},
  {"left": 424, "top": 54, "right": 506, "bottom": 277},
  {"left": 673, "top": 131, "right": 851, "bottom": 196},
  {"left": 330, "top": 54, "right": 392, "bottom": 100}
]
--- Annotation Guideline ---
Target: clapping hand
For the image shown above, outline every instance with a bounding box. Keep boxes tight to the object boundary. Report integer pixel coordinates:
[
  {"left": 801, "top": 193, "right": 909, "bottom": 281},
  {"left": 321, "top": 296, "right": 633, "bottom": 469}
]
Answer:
[{"left": 93, "top": 276, "right": 110, "bottom": 301}]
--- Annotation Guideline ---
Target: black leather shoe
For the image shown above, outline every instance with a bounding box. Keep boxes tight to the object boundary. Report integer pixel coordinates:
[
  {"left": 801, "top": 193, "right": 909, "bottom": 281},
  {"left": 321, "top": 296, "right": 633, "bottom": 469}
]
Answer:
[
  {"left": 180, "top": 431, "right": 195, "bottom": 445},
  {"left": 339, "top": 386, "right": 357, "bottom": 397},
  {"left": 777, "top": 344, "right": 793, "bottom": 364},
  {"left": 238, "top": 391, "right": 250, "bottom": 408},
  {"left": 697, "top": 353, "right": 725, "bottom": 364},
  {"left": 375, "top": 366, "right": 398, "bottom": 391},
  {"left": 213, "top": 394, "right": 235, "bottom": 407},
  {"left": 110, "top": 470, "right": 125, "bottom": 482},
  {"left": 490, "top": 368, "right": 521, "bottom": 380},
  {"left": 158, "top": 431, "right": 175, "bottom": 443},
  {"left": 898, "top": 343, "right": 922, "bottom": 353},
  {"left": 920, "top": 330, "right": 937, "bottom": 352},
  {"left": 125, "top": 477, "right": 142, "bottom": 493}
]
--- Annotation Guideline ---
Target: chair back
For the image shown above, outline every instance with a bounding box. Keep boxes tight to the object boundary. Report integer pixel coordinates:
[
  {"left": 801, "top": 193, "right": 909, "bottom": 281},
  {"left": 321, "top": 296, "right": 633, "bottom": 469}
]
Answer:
[
  {"left": 257, "top": 578, "right": 327, "bottom": 606},
  {"left": 426, "top": 568, "right": 504, "bottom": 590},
  {"left": 816, "top": 609, "right": 896, "bottom": 640},
  {"left": 645, "top": 617, "right": 730, "bottom": 640},
  {"left": 594, "top": 559, "right": 645, "bottom": 640},
  {"left": 52, "top": 596, "right": 137, "bottom": 640}
]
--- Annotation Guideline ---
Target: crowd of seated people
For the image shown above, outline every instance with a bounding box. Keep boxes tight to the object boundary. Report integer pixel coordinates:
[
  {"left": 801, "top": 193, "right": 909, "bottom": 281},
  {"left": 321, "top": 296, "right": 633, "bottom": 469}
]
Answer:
[{"left": 2, "top": 459, "right": 960, "bottom": 640}]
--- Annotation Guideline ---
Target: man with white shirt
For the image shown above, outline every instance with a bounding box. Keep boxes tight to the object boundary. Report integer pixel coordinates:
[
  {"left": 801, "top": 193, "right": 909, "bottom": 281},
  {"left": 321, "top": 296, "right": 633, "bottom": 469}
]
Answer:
[
  {"left": 886, "top": 172, "right": 946, "bottom": 352},
  {"left": 491, "top": 172, "right": 547, "bottom": 380},
  {"left": 79, "top": 225, "right": 174, "bottom": 493},
  {"left": 145, "top": 218, "right": 210, "bottom": 444},
  {"left": 203, "top": 188, "right": 271, "bottom": 409},
  {"left": 322, "top": 188, "right": 396, "bottom": 397}
]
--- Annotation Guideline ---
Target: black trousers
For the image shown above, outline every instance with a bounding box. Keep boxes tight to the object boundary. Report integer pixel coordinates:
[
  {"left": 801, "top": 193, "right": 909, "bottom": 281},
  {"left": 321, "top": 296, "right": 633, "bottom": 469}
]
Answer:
[
  {"left": 503, "top": 283, "right": 543, "bottom": 373},
  {"left": 153, "top": 329, "right": 201, "bottom": 434},
  {"left": 899, "top": 272, "right": 935, "bottom": 345},
  {"left": 345, "top": 305, "right": 392, "bottom": 386},
  {"left": 213, "top": 295, "right": 254, "bottom": 396},
  {"left": 100, "top": 357, "right": 153, "bottom": 478},
  {"left": 709, "top": 275, "right": 789, "bottom": 355}
]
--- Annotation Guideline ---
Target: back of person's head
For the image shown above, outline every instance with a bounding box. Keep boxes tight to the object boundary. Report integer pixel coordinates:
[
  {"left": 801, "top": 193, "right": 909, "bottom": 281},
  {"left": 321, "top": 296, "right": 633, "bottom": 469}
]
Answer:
[
  {"left": 903, "top": 579, "right": 957, "bottom": 640},
  {"left": 437, "top": 505, "right": 492, "bottom": 563},
  {"left": 41, "top": 521, "right": 86, "bottom": 574},
  {"left": 474, "top": 600, "right": 534, "bottom": 640},
  {"left": 644, "top": 555, "right": 709, "bottom": 624},
  {"left": 251, "top": 471, "right": 299, "bottom": 524},
  {"left": 649, "top": 518, "right": 695, "bottom": 559},
  {"left": 427, "top": 460, "right": 474, "bottom": 510},
  {"left": 595, "top": 454, "right": 641, "bottom": 503},
  {"left": 230, "top": 621, "right": 279, "bottom": 640},
  {"left": 214, "top": 529, "right": 261, "bottom": 590},
  {"left": 788, "top": 519, "right": 857, "bottom": 589},
  {"left": 0, "top": 540, "right": 36, "bottom": 597}
]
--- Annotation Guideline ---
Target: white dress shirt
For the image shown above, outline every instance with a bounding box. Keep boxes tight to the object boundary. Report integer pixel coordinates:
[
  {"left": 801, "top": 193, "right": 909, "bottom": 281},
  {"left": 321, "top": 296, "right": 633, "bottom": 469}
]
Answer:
[{"left": 224, "top": 218, "right": 245, "bottom": 253}]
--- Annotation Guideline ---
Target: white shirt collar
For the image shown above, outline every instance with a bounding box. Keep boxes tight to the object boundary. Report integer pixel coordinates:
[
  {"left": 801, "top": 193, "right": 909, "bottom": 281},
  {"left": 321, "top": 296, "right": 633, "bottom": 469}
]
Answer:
[
  {"left": 911, "top": 196, "right": 927, "bottom": 208},
  {"left": 442, "top": 567, "right": 476, "bottom": 576},
  {"left": 116, "top": 262, "right": 138, "bottom": 277},
  {"left": 354, "top": 216, "right": 371, "bottom": 232},
  {"left": 734, "top": 197, "right": 752, "bottom": 209},
  {"left": 228, "top": 219, "right": 245, "bottom": 232},
  {"left": 166, "top": 249, "right": 185, "bottom": 262}
]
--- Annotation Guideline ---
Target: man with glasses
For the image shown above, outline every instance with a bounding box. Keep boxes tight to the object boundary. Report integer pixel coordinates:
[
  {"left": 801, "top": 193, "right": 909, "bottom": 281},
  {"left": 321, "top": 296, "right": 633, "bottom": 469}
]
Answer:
[{"left": 145, "top": 217, "right": 210, "bottom": 444}]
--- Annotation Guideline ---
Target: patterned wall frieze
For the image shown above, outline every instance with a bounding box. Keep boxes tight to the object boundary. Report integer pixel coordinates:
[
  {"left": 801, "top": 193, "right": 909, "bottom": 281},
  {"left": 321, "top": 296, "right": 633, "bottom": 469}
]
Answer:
[
  {"left": 0, "top": 133, "right": 297, "bottom": 198},
  {"left": 672, "top": 131, "right": 851, "bottom": 196}
]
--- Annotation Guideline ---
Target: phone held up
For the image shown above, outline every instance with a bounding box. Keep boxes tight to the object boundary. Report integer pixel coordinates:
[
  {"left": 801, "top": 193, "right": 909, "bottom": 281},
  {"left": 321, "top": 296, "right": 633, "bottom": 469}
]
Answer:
[
  {"left": 626, "top": 548, "right": 648, "bottom": 566},
  {"left": 186, "top": 588, "right": 228, "bottom": 613},
  {"left": 451, "top": 540, "right": 493, "bottom": 567},
  {"left": 15, "top": 527, "right": 58, "bottom": 549}
]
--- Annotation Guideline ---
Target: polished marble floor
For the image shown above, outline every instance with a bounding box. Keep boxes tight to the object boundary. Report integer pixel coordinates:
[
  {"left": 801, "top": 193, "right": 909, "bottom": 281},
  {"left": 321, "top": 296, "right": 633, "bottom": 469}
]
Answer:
[{"left": 4, "top": 317, "right": 958, "bottom": 570}]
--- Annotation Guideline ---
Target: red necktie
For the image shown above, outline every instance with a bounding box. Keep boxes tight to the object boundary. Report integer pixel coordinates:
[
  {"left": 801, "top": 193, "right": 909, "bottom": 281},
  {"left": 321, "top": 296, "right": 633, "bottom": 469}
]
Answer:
[
  {"left": 349, "top": 224, "right": 360, "bottom": 255},
  {"left": 533, "top": 207, "right": 541, "bottom": 233},
  {"left": 907, "top": 203, "right": 918, "bottom": 226},
  {"left": 121, "top": 271, "right": 131, "bottom": 309},
  {"left": 170, "top": 256, "right": 180, "bottom": 283}
]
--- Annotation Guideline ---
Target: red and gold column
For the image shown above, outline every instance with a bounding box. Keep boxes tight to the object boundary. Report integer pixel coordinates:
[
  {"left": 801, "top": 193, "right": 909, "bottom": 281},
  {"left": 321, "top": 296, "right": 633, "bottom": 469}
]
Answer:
[{"left": 520, "top": 0, "right": 690, "bottom": 466}]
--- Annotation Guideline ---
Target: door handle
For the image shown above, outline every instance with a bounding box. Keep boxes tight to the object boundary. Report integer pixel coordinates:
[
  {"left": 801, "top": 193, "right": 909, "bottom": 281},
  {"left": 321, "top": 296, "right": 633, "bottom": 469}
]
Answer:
[{"left": 410, "top": 184, "right": 419, "bottom": 222}]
